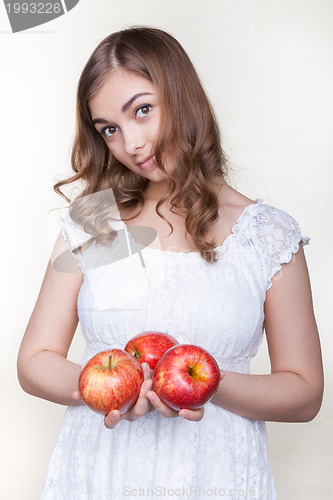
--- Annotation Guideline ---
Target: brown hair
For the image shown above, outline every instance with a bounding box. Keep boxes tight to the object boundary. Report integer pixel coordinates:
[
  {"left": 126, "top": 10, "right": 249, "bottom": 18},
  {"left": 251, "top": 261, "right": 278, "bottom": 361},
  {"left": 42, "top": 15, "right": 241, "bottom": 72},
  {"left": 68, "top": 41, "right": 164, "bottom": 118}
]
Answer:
[{"left": 54, "top": 26, "right": 228, "bottom": 263}]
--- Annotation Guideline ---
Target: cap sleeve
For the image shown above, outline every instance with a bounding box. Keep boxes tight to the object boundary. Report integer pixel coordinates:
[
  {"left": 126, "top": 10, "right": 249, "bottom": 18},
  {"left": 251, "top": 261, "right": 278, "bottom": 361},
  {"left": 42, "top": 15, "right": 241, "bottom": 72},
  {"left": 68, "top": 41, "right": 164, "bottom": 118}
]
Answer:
[
  {"left": 248, "top": 203, "right": 310, "bottom": 291},
  {"left": 56, "top": 207, "right": 92, "bottom": 272}
]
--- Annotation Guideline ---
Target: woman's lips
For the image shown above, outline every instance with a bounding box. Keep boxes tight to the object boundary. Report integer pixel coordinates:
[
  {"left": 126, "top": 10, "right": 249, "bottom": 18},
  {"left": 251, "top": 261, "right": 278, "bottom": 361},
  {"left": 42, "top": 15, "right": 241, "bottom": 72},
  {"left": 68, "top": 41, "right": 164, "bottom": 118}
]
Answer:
[{"left": 137, "top": 155, "right": 156, "bottom": 170}]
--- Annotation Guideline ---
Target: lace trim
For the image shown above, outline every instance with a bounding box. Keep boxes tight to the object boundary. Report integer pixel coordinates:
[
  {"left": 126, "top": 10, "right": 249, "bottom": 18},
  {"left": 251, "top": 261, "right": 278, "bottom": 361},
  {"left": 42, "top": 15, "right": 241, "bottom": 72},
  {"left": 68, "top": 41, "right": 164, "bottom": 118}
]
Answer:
[{"left": 115, "top": 199, "right": 264, "bottom": 259}]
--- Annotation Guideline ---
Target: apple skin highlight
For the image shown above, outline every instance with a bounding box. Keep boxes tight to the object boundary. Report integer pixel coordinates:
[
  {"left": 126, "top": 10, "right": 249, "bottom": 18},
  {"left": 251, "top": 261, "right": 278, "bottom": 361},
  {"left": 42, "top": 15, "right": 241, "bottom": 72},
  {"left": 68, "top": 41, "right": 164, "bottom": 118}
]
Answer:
[
  {"left": 153, "top": 344, "right": 221, "bottom": 411},
  {"left": 78, "top": 349, "right": 144, "bottom": 415}
]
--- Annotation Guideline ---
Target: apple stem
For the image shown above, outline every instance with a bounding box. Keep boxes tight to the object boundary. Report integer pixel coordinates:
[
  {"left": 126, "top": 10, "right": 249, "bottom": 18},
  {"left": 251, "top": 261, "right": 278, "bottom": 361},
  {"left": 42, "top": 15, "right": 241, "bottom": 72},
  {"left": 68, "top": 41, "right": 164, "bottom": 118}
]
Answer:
[
  {"left": 188, "top": 364, "right": 194, "bottom": 376},
  {"left": 109, "top": 355, "right": 112, "bottom": 370}
]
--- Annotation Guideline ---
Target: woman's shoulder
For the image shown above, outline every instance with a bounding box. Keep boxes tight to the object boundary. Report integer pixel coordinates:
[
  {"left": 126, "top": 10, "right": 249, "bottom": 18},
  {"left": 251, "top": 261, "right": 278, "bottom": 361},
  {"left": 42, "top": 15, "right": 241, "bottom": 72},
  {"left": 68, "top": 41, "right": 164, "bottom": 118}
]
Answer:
[
  {"left": 219, "top": 183, "right": 309, "bottom": 248},
  {"left": 218, "top": 184, "right": 303, "bottom": 230},
  {"left": 219, "top": 185, "right": 255, "bottom": 210},
  {"left": 219, "top": 186, "right": 310, "bottom": 290},
  {"left": 217, "top": 184, "right": 258, "bottom": 232}
]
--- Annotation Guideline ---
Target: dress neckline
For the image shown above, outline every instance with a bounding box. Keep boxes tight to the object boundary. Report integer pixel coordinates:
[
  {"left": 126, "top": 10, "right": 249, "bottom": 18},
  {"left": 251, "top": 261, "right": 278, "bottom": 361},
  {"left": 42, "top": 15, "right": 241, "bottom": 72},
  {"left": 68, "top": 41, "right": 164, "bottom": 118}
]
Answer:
[{"left": 115, "top": 199, "right": 263, "bottom": 258}]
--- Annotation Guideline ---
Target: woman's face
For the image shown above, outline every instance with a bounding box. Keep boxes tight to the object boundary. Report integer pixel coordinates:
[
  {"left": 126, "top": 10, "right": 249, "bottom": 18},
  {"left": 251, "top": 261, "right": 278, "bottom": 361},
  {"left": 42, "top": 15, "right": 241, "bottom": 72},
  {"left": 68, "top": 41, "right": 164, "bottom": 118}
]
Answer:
[{"left": 89, "top": 69, "right": 171, "bottom": 184}]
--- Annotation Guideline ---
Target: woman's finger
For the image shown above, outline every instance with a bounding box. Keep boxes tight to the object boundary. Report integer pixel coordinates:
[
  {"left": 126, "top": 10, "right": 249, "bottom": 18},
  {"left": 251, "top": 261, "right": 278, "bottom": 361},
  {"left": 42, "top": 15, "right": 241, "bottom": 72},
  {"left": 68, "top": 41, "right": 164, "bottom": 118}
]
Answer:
[
  {"left": 126, "top": 362, "right": 153, "bottom": 417},
  {"left": 128, "top": 378, "right": 153, "bottom": 418},
  {"left": 72, "top": 390, "right": 82, "bottom": 401},
  {"left": 104, "top": 410, "right": 121, "bottom": 429},
  {"left": 142, "top": 362, "right": 153, "bottom": 381},
  {"left": 146, "top": 390, "right": 179, "bottom": 418},
  {"left": 147, "top": 390, "right": 205, "bottom": 421},
  {"left": 179, "top": 407, "right": 204, "bottom": 422}
]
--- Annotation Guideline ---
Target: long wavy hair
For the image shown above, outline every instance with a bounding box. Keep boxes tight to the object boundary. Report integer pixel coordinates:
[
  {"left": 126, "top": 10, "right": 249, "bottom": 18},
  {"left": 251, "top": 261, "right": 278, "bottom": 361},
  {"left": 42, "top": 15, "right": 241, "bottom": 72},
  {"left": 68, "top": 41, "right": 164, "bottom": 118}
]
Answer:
[{"left": 54, "top": 26, "right": 228, "bottom": 263}]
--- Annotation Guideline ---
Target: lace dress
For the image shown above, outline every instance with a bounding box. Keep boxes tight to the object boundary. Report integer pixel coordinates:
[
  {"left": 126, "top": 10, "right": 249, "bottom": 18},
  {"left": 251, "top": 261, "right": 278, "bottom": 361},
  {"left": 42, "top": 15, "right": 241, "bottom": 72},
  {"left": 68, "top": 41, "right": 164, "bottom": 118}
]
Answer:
[{"left": 40, "top": 199, "right": 309, "bottom": 500}]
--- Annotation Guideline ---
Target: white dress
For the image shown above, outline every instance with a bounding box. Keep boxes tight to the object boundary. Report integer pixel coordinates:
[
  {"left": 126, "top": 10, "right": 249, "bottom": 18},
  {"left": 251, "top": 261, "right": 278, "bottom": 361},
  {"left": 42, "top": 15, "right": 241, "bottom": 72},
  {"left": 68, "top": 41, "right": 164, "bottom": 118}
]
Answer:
[{"left": 40, "top": 199, "right": 309, "bottom": 500}]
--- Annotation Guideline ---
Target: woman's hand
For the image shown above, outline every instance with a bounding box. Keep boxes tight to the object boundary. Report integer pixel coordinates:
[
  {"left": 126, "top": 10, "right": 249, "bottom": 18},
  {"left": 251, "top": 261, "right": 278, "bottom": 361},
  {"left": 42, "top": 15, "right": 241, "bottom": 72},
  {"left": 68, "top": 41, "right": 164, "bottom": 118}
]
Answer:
[{"left": 146, "top": 390, "right": 204, "bottom": 422}]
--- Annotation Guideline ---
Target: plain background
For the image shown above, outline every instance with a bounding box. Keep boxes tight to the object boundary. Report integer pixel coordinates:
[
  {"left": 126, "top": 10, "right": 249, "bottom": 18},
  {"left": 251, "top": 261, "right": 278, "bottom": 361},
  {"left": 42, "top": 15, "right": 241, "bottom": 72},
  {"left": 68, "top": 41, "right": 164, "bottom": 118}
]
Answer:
[{"left": 1, "top": 0, "right": 332, "bottom": 498}]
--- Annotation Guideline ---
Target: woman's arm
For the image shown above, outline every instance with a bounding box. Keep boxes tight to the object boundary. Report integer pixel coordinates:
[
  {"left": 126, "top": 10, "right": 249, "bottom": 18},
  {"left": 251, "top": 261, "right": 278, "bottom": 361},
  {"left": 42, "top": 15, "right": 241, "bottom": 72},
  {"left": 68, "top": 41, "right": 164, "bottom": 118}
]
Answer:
[
  {"left": 211, "top": 245, "right": 324, "bottom": 422},
  {"left": 17, "top": 233, "right": 84, "bottom": 407}
]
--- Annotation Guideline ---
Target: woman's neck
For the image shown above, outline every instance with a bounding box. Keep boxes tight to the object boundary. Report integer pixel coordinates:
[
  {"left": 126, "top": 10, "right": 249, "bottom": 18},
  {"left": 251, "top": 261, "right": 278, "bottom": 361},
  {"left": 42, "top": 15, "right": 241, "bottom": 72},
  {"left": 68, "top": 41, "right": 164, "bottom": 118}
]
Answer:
[{"left": 144, "top": 179, "right": 170, "bottom": 203}]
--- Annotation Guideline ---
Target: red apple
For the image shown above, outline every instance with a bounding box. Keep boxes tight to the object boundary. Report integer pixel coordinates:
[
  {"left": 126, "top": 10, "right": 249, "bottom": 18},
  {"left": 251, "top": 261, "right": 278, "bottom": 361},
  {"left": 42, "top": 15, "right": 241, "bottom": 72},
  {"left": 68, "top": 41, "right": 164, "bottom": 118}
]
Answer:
[
  {"left": 153, "top": 344, "right": 220, "bottom": 411},
  {"left": 124, "top": 331, "right": 179, "bottom": 370},
  {"left": 78, "top": 349, "right": 144, "bottom": 415}
]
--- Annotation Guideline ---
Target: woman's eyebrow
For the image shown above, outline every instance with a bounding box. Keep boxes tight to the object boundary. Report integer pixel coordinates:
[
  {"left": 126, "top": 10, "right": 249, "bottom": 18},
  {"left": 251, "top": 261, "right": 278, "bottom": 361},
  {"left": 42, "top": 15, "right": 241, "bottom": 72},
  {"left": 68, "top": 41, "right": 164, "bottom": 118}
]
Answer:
[
  {"left": 122, "top": 92, "right": 153, "bottom": 112},
  {"left": 92, "top": 92, "right": 153, "bottom": 125}
]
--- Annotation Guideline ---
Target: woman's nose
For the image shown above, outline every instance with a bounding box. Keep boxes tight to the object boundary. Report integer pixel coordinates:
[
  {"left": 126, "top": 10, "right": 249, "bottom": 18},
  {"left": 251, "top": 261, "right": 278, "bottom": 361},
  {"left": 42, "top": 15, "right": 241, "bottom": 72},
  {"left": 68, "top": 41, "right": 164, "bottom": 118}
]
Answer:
[{"left": 123, "top": 126, "right": 145, "bottom": 155}]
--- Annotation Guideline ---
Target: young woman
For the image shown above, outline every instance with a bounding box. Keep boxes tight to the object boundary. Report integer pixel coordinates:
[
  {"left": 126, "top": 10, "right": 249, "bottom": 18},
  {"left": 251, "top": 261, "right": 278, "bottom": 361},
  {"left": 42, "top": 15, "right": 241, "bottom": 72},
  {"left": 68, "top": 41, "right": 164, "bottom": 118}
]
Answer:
[{"left": 17, "top": 27, "right": 323, "bottom": 499}]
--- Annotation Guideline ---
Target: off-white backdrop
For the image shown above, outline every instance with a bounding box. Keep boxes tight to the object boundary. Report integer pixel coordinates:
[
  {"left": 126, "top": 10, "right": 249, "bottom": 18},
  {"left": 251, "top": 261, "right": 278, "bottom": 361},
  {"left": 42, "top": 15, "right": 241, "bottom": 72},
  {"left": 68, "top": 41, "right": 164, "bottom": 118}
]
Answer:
[{"left": 1, "top": 1, "right": 332, "bottom": 499}]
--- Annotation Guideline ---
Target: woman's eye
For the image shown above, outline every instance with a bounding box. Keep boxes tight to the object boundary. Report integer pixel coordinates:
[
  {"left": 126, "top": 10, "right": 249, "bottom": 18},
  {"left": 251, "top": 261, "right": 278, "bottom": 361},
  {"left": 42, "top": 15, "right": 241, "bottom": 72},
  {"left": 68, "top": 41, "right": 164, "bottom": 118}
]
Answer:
[
  {"left": 136, "top": 105, "right": 151, "bottom": 118},
  {"left": 101, "top": 126, "right": 118, "bottom": 138}
]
